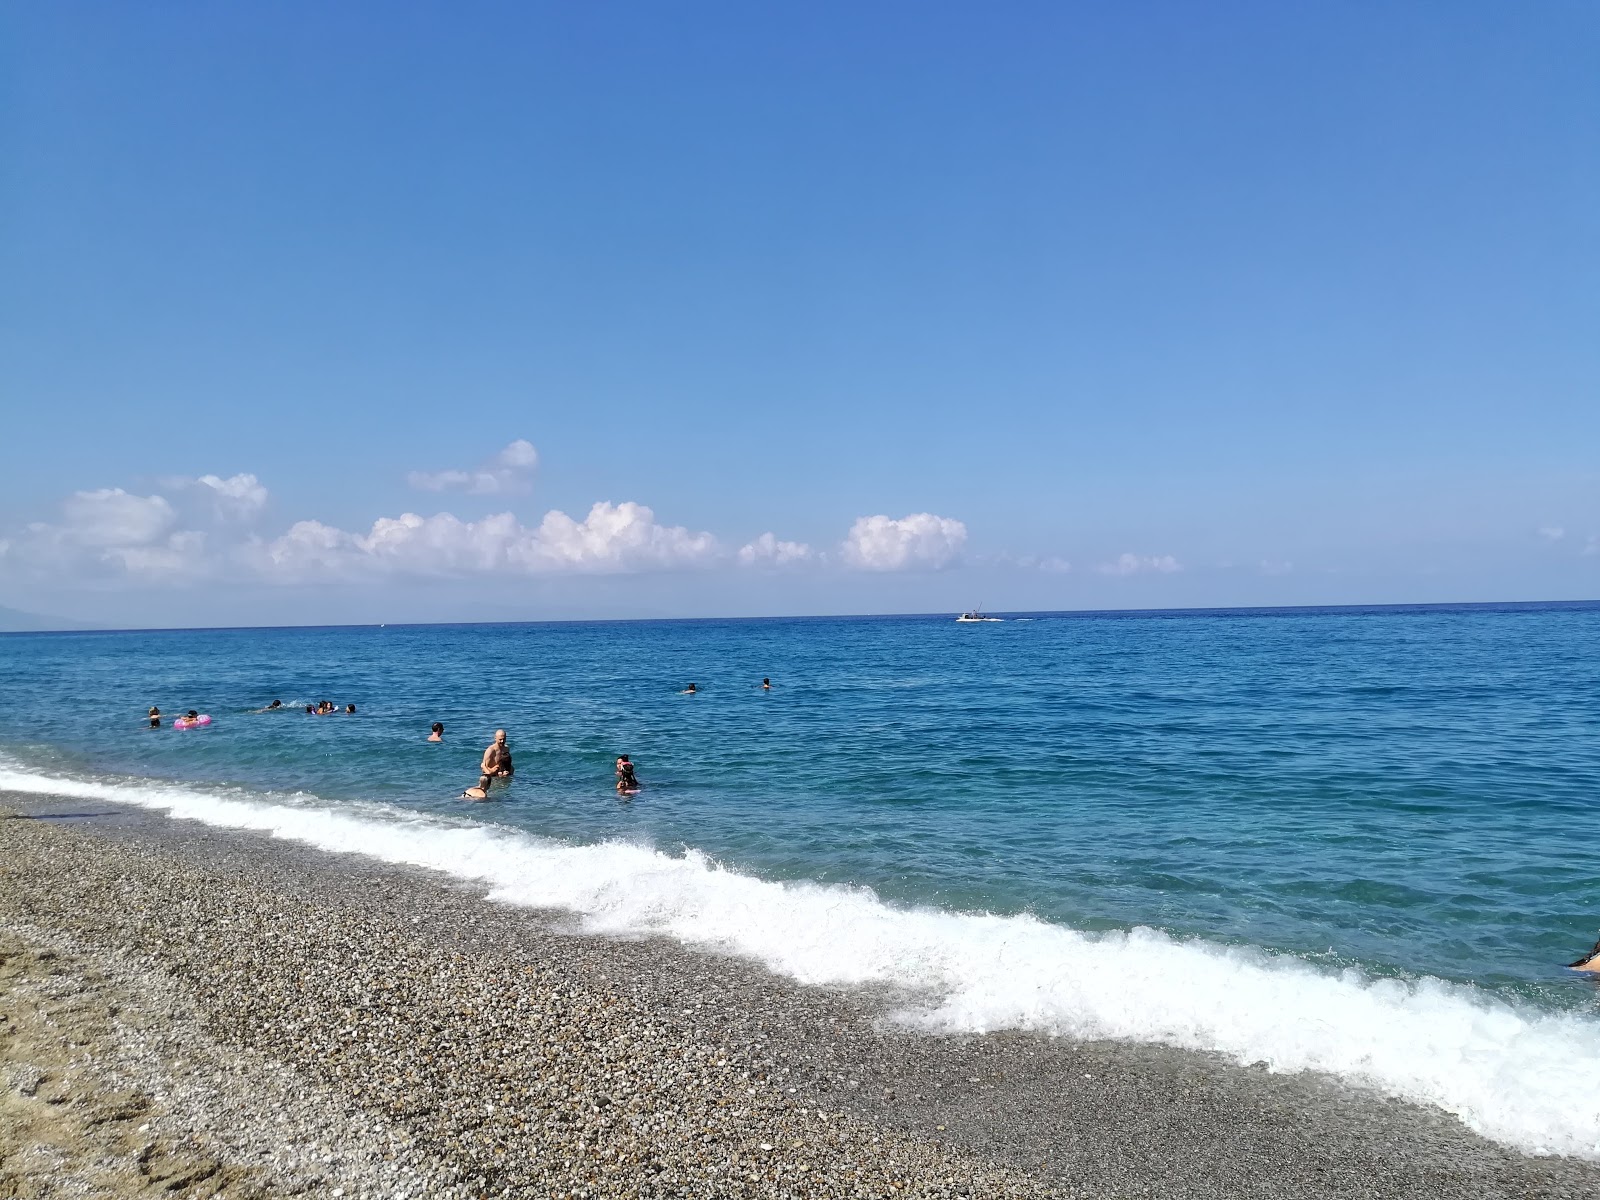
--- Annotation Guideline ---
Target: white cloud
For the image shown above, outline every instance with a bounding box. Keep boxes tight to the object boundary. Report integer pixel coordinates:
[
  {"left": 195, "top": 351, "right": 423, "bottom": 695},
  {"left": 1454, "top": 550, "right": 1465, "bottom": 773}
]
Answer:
[
  {"left": 738, "top": 533, "right": 814, "bottom": 567},
  {"left": 1260, "top": 559, "right": 1294, "bottom": 576},
  {"left": 2, "top": 469, "right": 723, "bottom": 587},
  {"left": 193, "top": 473, "right": 268, "bottom": 518},
  {"left": 1097, "top": 553, "right": 1182, "bottom": 576},
  {"left": 0, "top": 488, "right": 216, "bottom": 581},
  {"left": 259, "top": 502, "right": 719, "bottom": 580},
  {"left": 408, "top": 439, "right": 540, "bottom": 494},
  {"left": 1538, "top": 526, "right": 1566, "bottom": 542},
  {"left": 1038, "top": 556, "right": 1071, "bottom": 574},
  {"left": 109, "top": 530, "right": 210, "bottom": 576},
  {"left": 531, "top": 502, "right": 718, "bottom": 572},
  {"left": 59, "top": 489, "right": 177, "bottom": 548},
  {"left": 841, "top": 513, "right": 966, "bottom": 571}
]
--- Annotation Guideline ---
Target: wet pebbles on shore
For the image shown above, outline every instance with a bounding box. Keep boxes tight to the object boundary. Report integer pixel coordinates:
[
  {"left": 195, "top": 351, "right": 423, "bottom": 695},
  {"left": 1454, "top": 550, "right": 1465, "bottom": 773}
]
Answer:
[{"left": 3, "top": 796, "right": 1598, "bottom": 1199}]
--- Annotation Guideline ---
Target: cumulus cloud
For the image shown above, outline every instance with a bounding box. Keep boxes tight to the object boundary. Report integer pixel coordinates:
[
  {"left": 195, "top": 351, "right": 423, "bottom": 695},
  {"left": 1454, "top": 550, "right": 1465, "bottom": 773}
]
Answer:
[
  {"left": 109, "top": 530, "right": 210, "bottom": 576},
  {"left": 259, "top": 502, "right": 719, "bottom": 580},
  {"left": 738, "top": 533, "right": 814, "bottom": 567},
  {"left": 1097, "top": 553, "right": 1182, "bottom": 576},
  {"left": 193, "top": 473, "right": 268, "bottom": 518},
  {"left": 1538, "top": 526, "right": 1566, "bottom": 542},
  {"left": 408, "top": 440, "right": 539, "bottom": 494},
  {"left": 0, "top": 487, "right": 214, "bottom": 581},
  {"left": 532, "top": 503, "right": 719, "bottom": 572},
  {"left": 159, "top": 473, "right": 271, "bottom": 519},
  {"left": 57, "top": 489, "right": 178, "bottom": 548},
  {"left": 2, "top": 469, "right": 723, "bottom": 587},
  {"left": 841, "top": 513, "right": 966, "bottom": 571}
]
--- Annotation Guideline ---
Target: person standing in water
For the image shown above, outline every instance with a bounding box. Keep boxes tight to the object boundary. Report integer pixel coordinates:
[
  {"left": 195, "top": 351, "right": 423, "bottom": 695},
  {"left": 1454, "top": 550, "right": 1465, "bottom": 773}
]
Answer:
[
  {"left": 481, "top": 729, "right": 513, "bottom": 778},
  {"left": 428, "top": 722, "right": 444, "bottom": 742},
  {"left": 462, "top": 730, "right": 512, "bottom": 800},
  {"left": 148, "top": 706, "right": 161, "bottom": 728},
  {"left": 615, "top": 755, "right": 640, "bottom": 793}
]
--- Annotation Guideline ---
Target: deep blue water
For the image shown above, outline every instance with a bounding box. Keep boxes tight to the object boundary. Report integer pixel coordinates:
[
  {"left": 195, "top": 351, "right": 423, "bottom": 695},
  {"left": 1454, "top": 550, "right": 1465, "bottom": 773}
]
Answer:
[{"left": 3, "top": 602, "right": 1598, "bottom": 1010}]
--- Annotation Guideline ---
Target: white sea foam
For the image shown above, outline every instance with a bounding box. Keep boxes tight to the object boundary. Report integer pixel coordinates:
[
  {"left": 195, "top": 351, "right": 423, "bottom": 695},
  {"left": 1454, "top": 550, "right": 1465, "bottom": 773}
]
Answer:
[{"left": 3, "top": 760, "right": 1597, "bottom": 1159}]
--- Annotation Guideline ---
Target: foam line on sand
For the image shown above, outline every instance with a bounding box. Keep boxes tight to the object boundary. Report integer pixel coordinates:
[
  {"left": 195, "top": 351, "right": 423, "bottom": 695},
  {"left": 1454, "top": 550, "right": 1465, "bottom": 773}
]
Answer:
[{"left": 3, "top": 793, "right": 1599, "bottom": 1199}]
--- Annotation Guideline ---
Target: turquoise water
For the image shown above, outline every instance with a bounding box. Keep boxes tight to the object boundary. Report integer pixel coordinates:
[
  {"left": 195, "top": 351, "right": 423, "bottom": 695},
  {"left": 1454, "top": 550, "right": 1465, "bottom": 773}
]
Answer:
[{"left": 2, "top": 603, "right": 1596, "bottom": 1009}]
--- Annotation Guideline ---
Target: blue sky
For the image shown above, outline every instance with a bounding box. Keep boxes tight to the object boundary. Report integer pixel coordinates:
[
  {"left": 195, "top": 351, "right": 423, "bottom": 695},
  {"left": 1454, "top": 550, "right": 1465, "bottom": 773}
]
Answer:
[{"left": 2, "top": 2, "right": 1596, "bottom": 626}]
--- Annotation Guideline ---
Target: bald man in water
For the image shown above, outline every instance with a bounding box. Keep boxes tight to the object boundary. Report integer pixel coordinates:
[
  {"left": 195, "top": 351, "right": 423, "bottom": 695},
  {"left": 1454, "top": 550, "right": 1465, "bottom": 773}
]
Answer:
[{"left": 481, "top": 729, "right": 514, "bottom": 779}]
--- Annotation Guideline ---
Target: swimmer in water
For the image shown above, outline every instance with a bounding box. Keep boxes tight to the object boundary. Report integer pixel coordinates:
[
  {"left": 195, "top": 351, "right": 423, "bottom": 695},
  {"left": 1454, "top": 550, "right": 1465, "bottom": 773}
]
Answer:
[
  {"left": 428, "top": 722, "right": 444, "bottom": 742},
  {"left": 762, "top": 677, "right": 771, "bottom": 690},
  {"left": 148, "top": 706, "right": 161, "bottom": 728},
  {"left": 615, "top": 755, "right": 640, "bottom": 793},
  {"left": 185, "top": 710, "right": 199, "bottom": 722},
  {"left": 681, "top": 682, "right": 697, "bottom": 694},
  {"left": 460, "top": 773, "right": 492, "bottom": 801},
  {"left": 1570, "top": 933, "right": 1600, "bottom": 974},
  {"left": 345, "top": 704, "right": 356, "bottom": 714},
  {"left": 481, "top": 729, "right": 513, "bottom": 778}
]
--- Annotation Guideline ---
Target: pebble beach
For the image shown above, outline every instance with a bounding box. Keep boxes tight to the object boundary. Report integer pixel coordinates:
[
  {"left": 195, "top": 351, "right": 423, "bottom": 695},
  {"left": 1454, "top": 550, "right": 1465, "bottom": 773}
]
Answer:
[{"left": 3, "top": 792, "right": 1598, "bottom": 1200}]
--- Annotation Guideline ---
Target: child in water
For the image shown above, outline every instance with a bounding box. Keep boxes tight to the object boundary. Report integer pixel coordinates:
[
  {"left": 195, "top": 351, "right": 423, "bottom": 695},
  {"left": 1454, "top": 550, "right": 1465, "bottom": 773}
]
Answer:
[{"left": 148, "top": 706, "right": 161, "bottom": 728}]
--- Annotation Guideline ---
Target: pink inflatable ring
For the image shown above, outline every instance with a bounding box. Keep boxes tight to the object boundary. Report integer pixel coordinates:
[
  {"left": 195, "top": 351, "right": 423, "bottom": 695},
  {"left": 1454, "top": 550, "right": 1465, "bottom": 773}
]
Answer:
[{"left": 173, "top": 714, "right": 212, "bottom": 730}]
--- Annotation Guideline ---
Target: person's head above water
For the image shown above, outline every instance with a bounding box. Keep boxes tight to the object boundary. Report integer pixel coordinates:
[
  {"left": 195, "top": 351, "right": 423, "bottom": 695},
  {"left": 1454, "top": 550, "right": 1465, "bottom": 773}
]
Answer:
[
  {"left": 431, "top": 722, "right": 444, "bottom": 734},
  {"left": 494, "top": 728, "right": 507, "bottom": 743},
  {"left": 345, "top": 704, "right": 356, "bottom": 714},
  {"left": 149, "top": 706, "right": 160, "bottom": 716},
  {"left": 186, "top": 710, "right": 199, "bottom": 720},
  {"left": 305, "top": 704, "right": 315, "bottom": 713}
]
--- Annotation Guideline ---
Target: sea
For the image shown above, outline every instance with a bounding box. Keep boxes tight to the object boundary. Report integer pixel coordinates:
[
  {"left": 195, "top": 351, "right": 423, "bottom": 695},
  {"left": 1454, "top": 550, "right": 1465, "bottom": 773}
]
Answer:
[{"left": 1, "top": 602, "right": 1597, "bottom": 1157}]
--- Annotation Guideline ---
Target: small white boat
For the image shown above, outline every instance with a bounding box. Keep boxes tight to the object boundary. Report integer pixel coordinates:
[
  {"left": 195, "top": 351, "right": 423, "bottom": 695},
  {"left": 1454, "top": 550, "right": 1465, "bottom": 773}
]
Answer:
[{"left": 955, "top": 606, "right": 1003, "bottom": 623}]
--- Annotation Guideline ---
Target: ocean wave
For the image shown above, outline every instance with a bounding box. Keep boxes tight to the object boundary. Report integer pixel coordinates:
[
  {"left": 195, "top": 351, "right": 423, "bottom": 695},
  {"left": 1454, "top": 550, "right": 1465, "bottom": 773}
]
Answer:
[{"left": 2, "top": 759, "right": 1596, "bottom": 1160}]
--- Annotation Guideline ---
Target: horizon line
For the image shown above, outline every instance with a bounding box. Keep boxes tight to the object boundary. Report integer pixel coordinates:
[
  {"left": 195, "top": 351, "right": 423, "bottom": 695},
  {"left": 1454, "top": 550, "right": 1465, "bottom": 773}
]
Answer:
[{"left": 3, "top": 596, "right": 1596, "bottom": 637}]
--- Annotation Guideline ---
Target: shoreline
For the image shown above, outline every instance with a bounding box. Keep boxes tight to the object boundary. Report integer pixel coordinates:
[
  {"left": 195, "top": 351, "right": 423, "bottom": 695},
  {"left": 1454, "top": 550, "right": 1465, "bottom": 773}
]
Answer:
[{"left": 3, "top": 792, "right": 1598, "bottom": 1198}]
